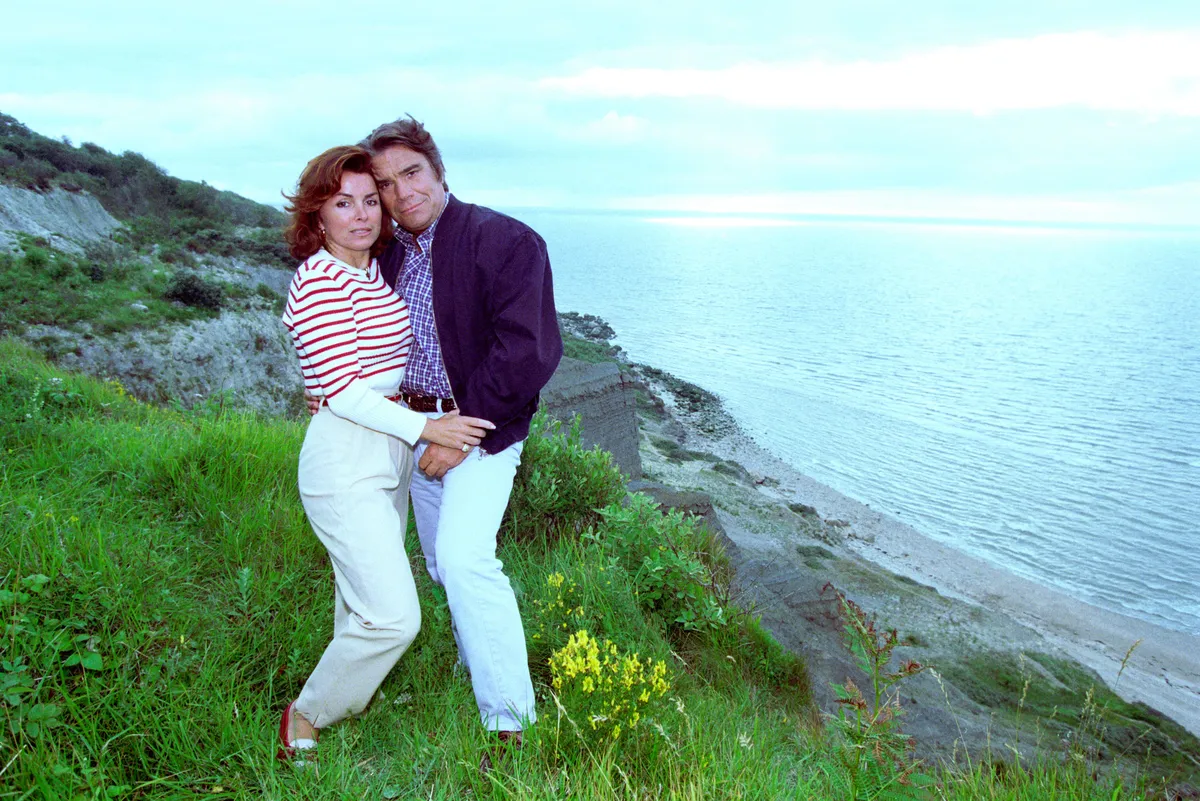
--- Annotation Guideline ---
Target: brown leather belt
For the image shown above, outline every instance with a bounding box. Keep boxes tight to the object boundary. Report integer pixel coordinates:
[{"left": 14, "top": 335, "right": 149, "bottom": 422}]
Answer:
[{"left": 399, "top": 392, "right": 457, "bottom": 413}]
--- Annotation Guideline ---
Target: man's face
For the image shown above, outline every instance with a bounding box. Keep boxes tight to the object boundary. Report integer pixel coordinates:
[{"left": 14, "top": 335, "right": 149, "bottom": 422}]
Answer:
[{"left": 370, "top": 146, "right": 446, "bottom": 235}]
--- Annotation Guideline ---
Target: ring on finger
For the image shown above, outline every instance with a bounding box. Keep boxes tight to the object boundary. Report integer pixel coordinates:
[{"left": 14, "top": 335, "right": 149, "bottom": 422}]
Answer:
[{"left": 461, "top": 443, "right": 470, "bottom": 453}]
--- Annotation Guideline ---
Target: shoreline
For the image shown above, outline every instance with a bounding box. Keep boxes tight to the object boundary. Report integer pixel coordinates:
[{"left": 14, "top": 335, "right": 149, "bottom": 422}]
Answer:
[
  {"left": 552, "top": 307, "right": 1200, "bottom": 742},
  {"left": 651, "top": 375, "right": 1200, "bottom": 738}
]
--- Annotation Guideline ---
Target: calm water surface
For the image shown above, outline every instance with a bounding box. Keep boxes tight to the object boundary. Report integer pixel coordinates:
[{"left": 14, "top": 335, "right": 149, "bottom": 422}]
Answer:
[{"left": 520, "top": 211, "right": 1200, "bottom": 635}]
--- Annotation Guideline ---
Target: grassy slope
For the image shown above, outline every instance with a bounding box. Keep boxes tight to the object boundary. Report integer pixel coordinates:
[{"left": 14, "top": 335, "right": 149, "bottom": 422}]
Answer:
[
  {"left": 0, "top": 341, "right": 1173, "bottom": 799},
  {"left": 0, "top": 240, "right": 282, "bottom": 343}
]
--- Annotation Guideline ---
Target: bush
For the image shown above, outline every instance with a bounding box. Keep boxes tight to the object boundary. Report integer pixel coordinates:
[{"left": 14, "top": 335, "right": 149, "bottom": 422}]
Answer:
[
  {"left": 253, "top": 283, "right": 279, "bottom": 302},
  {"left": 21, "top": 157, "right": 56, "bottom": 190},
  {"left": 22, "top": 247, "right": 50, "bottom": 270},
  {"left": 163, "top": 271, "right": 223, "bottom": 310},
  {"left": 158, "top": 244, "right": 196, "bottom": 267},
  {"left": 548, "top": 628, "right": 672, "bottom": 743},
  {"left": 83, "top": 240, "right": 121, "bottom": 267},
  {"left": 504, "top": 412, "right": 627, "bottom": 544},
  {"left": 186, "top": 228, "right": 235, "bottom": 256},
  {"left": 589, "top": 493, "right": 728, "bottom": 633},
  {"left": 236, "top": 232, "right": 293, "bottom": 270}
]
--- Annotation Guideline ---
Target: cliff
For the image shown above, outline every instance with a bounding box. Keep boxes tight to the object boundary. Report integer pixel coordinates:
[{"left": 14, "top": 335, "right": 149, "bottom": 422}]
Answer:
[
  {"left": 541, "top": 357, "right": 642, "bottom": 479},
  {"left": 0, "top": 185, "right": 121, "bottom": 255}
]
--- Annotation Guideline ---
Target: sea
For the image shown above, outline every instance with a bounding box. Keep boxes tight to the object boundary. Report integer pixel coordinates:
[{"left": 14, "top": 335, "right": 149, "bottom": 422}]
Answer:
[{"left": 517, "top": 209, "right": 1200, "bottom": 636}]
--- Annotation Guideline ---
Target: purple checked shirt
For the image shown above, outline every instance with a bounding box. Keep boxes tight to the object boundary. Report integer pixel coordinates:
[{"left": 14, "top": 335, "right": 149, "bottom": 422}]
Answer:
[{"left": 395, "top": 198, "right": 455, "bottom": 399}]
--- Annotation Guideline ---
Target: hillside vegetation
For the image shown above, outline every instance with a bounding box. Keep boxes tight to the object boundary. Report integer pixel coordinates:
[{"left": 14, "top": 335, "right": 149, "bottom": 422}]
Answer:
[
  {"left": 0, "top": 113, "right": 299, "bottom": 414},
  {"left": 0, "top": 341, "right": 1180, "bottom": 800},
  {"left": 0, "top": 113, "right": 289, "bottom": 270}
]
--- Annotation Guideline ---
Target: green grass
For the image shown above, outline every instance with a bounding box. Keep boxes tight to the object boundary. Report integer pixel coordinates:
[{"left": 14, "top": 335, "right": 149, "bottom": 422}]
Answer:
[
  {"left": 708, "top": 459, "right": 754, "bottom": 484},
  {"left": 0, "top": 245, "right": 215, "bottom": 338},
  {"left": 0, "top": 340, "right": 1187, "bottom": 799},
  {"left": 796, "top": 544, "right": 835, "bottom": 570},
  {"left": 649, "top": 435, "right": 716, "bottom": 464},
  {"left": 561, "top": 332, "right": 621, "bottom": 364},
  {"left": 0, "top": 239, "right": 284, "bottom": 349},
  {"left": 941, "top": 651, "right": 1200, "bottom": 779}
]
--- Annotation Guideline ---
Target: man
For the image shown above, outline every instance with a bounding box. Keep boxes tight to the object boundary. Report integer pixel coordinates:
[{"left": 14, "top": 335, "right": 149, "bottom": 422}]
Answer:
[{"left": 361, "top": 116, "right": 562, "bottom": 743}]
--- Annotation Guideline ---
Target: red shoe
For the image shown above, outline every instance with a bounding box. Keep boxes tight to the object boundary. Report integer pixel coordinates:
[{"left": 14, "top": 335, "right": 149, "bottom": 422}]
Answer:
[{"left": 277, "top": 701, "right": 318, "bottom": 766}]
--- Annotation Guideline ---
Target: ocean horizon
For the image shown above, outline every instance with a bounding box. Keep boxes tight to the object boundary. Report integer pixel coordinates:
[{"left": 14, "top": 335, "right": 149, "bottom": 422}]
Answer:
[{"left": 521, "top": 208, "right": 1200, "bottom": 636}]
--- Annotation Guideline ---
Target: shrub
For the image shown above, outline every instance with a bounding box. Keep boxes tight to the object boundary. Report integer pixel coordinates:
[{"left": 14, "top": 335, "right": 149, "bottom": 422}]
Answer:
[
  {"left": 186, "top": 228, "right": 235, "bottom": 256},
  {"left": 46, "top": 256, "right": 75, "bottom": 282},
  {"left": 823, "top": 585, "right": 927, "bottom": 798},
  {"left": 651, "top": 435, "right": 713, "bottom": 463},
  {"left": 163, "top": 271, "right": 223, "bottom": 310},
  {"left": 561, "top": 332, "right": 620, "bottom": 364},
  {"left": 81, "top": 241, "right": 129, "bottom": 284},
  {"left": 253, "top": 283, "right": 278, "bottom": 302},
  {"left": 22, "top": 247, "right": 50, "bottom": 270},
  {"left": 548, "top": 628, "right": 672, "bottom": 742},
  {"left": 589, "top": 493, "right": 728, "bottom": 633},
  {"left": 237, "top": 235, "right": 293, "bottom": 270},
  {"left": 20, "top": 157, "right": 56, "bottom": 190},
  {"left": 82, "top": 240, "right": 121, "bottom": 268},
  {"left": 158, "top": 244, "right": 196, "bottom": 267},
  {"left": 531, "top": 569, "right": 587, "bottom": 633},
  {"left": 710, "top": 459, "right": 754, "bottom": 483},
  {"left": 504, "top": 412, "right": 627, "bottom": 544}
]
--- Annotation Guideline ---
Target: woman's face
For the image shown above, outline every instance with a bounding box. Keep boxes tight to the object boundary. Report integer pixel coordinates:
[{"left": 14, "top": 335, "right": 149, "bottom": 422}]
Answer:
[{"left": 318, "top": 171, "right": 382, "bottom": 261}]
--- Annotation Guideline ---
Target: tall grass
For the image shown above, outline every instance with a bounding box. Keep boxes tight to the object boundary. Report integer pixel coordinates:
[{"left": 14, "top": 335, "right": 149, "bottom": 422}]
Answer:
[{"left": 0, "top": 340, "right": 1183, "bottom": 799}]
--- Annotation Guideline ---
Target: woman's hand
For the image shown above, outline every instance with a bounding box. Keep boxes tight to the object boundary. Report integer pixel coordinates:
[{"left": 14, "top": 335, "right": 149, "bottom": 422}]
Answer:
[{"left": 420, "top": 409, "right": 496, "bottom": 451}]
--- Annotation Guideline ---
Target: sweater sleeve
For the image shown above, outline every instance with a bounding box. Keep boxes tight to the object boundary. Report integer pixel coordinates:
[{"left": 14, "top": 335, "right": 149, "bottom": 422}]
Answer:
[
  {"left": 284, "top": 267, "right": 428, "bottom": 445},
  {"left": 323, "top": 382, "right": 427, "bottom": 445}
]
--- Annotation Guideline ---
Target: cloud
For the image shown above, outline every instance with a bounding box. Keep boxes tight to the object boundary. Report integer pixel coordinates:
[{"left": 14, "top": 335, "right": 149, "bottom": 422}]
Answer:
[
  {"left": 578, "top": 111, "right": 649, "bottom": 142},
  {"left": 541, "top": 31, "right": 1200, "bottom": 115}
]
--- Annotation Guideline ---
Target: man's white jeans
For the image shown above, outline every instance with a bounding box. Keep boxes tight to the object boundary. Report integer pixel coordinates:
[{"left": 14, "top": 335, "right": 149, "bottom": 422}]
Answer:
[
  {"left": 294, "top": 409, "right": 421, "bottom": 728},
  {"left": 410, "top": 418, "right": 535, "bottom": 732}
]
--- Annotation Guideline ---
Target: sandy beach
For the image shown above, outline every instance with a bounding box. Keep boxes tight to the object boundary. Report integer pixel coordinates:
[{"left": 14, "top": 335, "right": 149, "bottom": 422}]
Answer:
[{"left": 629, "top": 361, "right": 1200, "bottom": 742}]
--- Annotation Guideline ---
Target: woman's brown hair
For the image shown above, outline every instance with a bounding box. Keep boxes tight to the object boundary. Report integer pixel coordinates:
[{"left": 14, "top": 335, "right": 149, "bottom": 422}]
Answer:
[{"left": 283, "top": 145, "right": 394, "bottom": 261}]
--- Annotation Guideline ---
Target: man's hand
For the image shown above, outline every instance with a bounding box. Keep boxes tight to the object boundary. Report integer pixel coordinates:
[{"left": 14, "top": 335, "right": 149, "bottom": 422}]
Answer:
[
  {"left": 304, "top": 391, "right": 320, "bottom": 416},
  {"left": 419, "top": 443, "right": 469, "bottom": 479}
]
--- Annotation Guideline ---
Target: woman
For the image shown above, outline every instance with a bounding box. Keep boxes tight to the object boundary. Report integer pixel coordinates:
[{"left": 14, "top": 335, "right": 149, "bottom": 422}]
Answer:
[{"left": 277, "top": 145, "right": 494, "bottom": 762}]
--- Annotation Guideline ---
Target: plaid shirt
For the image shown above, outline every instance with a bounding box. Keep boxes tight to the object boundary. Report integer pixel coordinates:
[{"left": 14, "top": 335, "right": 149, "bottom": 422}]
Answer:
[{"left": 396, "top": 197, "right": 455, "bottom": 398}]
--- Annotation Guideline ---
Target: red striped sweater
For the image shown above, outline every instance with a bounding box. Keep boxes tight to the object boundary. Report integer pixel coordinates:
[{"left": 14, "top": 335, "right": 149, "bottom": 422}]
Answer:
[{"left": 282, "top": 251, "right": 426, "bottom": 444}]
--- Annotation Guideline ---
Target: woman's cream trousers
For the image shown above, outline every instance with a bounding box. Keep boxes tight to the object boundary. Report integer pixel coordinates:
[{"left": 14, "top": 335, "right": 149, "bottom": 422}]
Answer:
[{"left": 293, "top": 408, "right": 419, "bottom": 728}]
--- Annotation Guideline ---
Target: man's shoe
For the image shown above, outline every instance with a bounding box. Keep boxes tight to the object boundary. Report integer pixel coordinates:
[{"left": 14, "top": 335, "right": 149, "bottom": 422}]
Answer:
[
  {"left": 479, "top": 730, "right": 523, "bottom": 774},
  {"left": 277, "top": 701, "right": 318, "bottom": 767}
]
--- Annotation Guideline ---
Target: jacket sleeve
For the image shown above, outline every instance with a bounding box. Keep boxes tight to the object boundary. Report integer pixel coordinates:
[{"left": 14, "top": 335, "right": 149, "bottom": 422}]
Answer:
[{"left": 459, "top": 229, "right": 563, "bottom": 426}]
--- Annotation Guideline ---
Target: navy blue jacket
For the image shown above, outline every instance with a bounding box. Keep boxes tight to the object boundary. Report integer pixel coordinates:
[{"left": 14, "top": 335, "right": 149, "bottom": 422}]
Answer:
[{"left": 380, "top": 196, "right": 563, "bottom": 454}]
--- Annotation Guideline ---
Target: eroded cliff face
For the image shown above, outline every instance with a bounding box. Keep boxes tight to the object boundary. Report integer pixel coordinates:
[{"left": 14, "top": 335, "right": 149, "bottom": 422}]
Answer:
[
  {"left": 30, "top": 306, "right": 304, "bottom": 416},
  {"left": 542, "top": 358, "right": 643, "bottom": 479},
  {"left": 0, "top": 185, "right": 121, "bottom": 254}
]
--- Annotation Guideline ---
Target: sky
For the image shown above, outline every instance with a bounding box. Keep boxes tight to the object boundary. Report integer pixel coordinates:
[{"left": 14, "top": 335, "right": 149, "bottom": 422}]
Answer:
[{"left": 3, "top": 0, "right": 1200, "bottom": 226}]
